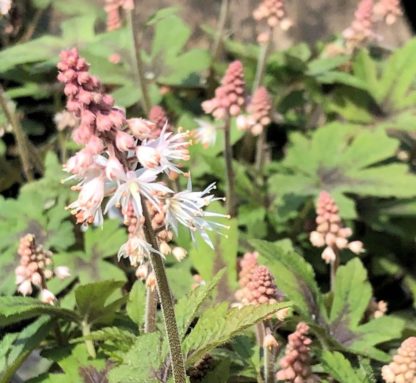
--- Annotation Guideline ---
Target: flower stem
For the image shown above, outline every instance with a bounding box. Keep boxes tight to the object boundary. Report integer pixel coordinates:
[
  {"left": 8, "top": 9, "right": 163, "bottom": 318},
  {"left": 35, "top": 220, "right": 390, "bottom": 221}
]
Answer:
[
  {"left": 223, "top": 116, "right": 236, "bottom": 217},
  {"left": 144, "top": 286, "right": 157, "bottom": 333},
  {"left": 81, "top": 320, "right": 96, "bottom": 358},
  {"left": 129, "top": 2, "right": 151, "bottom": 115},
  {"left": 330, "top": 248, "right": 340, "bottom": 292},
  {"left": 264, "top": 342, "right": 275, "bottom": 383},
  {"left": 0, "top": 86, "right": 34, "bottom": 181},
  {"left": 212, "top": 0, "right": 230, "bottom": 62},
  {"left": 254, "top": 28, "right": 273, "bottom": 173},
  {"left": 141, "top": 200, "right": 186, "bottom": 383}
]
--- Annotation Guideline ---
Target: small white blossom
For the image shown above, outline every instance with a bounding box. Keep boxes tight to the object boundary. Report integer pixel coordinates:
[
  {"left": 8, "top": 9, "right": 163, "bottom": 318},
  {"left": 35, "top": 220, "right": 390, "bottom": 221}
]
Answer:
[{"left": 194, "top": 119, "right": 217, "bottom": 148}]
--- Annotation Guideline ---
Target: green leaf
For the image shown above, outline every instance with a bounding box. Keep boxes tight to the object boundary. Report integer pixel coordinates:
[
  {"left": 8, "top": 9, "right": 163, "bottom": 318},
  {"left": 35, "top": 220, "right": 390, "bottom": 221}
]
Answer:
[
  {"left": 108, "top": 333, "right": 164, "bottom": 383},
  {"left": 176, "top": 269, "right": 226, "bottom": 338},
  {"left": 251, "top": 239, "right": 325, "bottom": 323},
  {"left": 189, "top": 203, "right": 238, "bottom": 297},
  {"left": 126, "top": 281, "right": 146, "bottom": 328},
  {"left": 330, "top": 259, "right": 372, "bottom": 328},
  {"left": 321, "top": 351, "right": 372, "bottom": 383},
  {"left": 183, "top": 302, "right": 291, "bottom": 366},
  {"left": 0, "top": 317, "right": 53, "bottom": 383},
  {"left": 0, "top": 296, "right": 79, "bottom": 326},
  {"left": 75, "top": 280, "right": 126, "bottom": 324}
]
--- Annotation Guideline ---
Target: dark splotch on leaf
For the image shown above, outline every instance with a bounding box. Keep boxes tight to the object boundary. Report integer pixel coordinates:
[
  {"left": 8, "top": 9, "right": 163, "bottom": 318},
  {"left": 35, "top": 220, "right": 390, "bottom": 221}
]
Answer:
[{"left": 80, "top": 363, "right": 112, "bottom": 383}]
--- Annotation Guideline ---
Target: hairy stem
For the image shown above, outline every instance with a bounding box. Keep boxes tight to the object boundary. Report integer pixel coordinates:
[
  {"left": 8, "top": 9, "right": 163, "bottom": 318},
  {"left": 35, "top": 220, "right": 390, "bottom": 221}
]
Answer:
[
  {"left": 212, "top": 0, "right": 230, "bottom": 61},
  {"left": 0, "top": 86, "right": 34, "bottom": 181},
  {"left": 144, "top": 286, "right": 157, "bottom": 333},
  {"left": 264, "top": 343, "right": 275, "bottom": 383},
  {"left": 223, "top": 116, "right": 236, "bottom": 217},
  {"left": 81, "top": 320, "right": 96, "bottom": 358},
  {"left": 142, "top": 200, "right": 186, "bottom": 383},
  {"left": 129, "top": 2, "right": 151, "bottom": 115},
  {"left": 330, "top": 248, "right": 340, "bottom": 292},
  {"left": 254, "top": 28, "right": 273, "bottom": 173}
]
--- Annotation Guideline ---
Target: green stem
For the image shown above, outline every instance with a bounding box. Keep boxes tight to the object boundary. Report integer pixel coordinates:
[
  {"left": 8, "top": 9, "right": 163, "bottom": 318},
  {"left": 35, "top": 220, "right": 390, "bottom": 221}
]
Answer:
[
  {"left": 142, "top": 200, "right": 186, "bottom": 383},
  {"left": 223, "top": 116, "right": 236, "bottom": 217},
  {"left": 330, "top": 248, "right": 340, "bottom": 293},
  {"left": 212, "top": 0, "right": 230, "bottom": 62},
  {"left": 81, "top": 320, "right": 96, "bottom": 358},
  {"left": 144, "top": 285, "right": 157, "bottom": 333},
  {"left": 129, "top": 2, "right": 151, "bottom": 115},
  {"left": 254, "top": 27, "right": 273, "bottom": 173},
  {"left": 0, "top": 86, "right": 34, "bottom": 181}
]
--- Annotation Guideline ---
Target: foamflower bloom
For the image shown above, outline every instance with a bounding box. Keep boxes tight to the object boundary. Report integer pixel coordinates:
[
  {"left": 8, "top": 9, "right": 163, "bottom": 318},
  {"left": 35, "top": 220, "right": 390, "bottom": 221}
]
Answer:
[
  {"left": 194, "top": 119, "right": 217, "bottom": 148},
  {"left": 118, "top": 235, "right": 161, "bottom": 267},
  {"left": 164, "top": 180, "right": 229, "bottom": 248}
]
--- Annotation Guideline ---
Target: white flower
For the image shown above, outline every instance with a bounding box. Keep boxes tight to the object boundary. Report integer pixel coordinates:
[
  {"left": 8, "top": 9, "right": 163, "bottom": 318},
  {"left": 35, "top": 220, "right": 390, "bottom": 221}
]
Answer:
[
  {"left": 137, "top": 123, "right": 190, "bottom": 174},
  {"left": 194, "top": 119, "right": 217, "bottom": 148},
  {"left": 67, "top": 174, "right": 106, "bottom": 227},
  {"left": 172, "top": 246, "right": 187, "bottom": 262},
  {"left": 18, "top": 280, "right": 32, "bottom": 296},
  {"left": 40, "top": 289, "right": 56, "bottom": 305},
  {"left": 105, "top": 168, "right": 172, "bottom": 219},
  {"left": 321, "top": 246, "right": 336, "bottom": 263},
  {"left": 54, "top": 266, "right": 71, "bottom": 279},
  {"left": 309, "top": 231, "right": 325, "bottom": 247},
  {"left": 348, "top": 241, "right": 364, "bottom": 254},
  {"left": 118, "top": 235, "right": 160, "bottom": 266},
  {"left": 164, "top": 180, "right": 229, "bottom": 248}
]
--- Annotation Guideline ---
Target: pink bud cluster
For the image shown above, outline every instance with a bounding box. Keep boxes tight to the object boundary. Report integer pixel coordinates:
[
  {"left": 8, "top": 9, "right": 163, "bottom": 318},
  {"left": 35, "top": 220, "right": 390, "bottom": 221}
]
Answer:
[
  {"left": 367, "top": 298, "right": 388, "bottom": 319},
  {"left": 235, "top": 252, "right": 281, "bottom": 305},
  {"left": 276, "top": 322, "right": 318, "bottom": 383},
  {"left": 15, "top": 234, "right": 70, "bottom": 304},
  {"left": 58, "top": 49, "right": 228, "bottom": 270},
  {"left": 104, "top": 0, "right": 134, "bottom": 32},
  {"left": 382, "top": 337, "right": 416, "bottom": 383},
  {"left": 202, "top": 61, "right": 245, "bottom": 120},
  {"left": 148, "top": 105, "right": 172, "bottom": 138},
  {"left": 253, "top": 0, "right": 293, "bottom": 30},
  {"left": 309, "top": 191, "right": 364, "bottom": 264},
  {"left": 374, "top": 0, "right": 402, "bottom": 25},
  {"left": 342, "top": 0, "right": 375, "bottom": 50},
  {"left": 236, "top": 87, "right": 272, "bottom": 136}
]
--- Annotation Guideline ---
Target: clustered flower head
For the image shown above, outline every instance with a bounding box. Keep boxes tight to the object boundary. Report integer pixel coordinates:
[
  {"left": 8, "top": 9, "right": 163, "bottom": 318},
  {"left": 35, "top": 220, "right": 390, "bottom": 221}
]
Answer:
[
  {"left": 342, "top": 0, "right": 375, "bottom": 51},
  {"left": 15, "top": 234, "right": 70, "bottom": 304},
  {"left": 104, "top": 0, "right": 133, "bottom": 32},
  {"left": 235, "top": 252, "right": 282, "bottom": 306},
  {"left": 57, "top": 48, "right": 227, "bottom": 272},
  {"left": 374, "top": 0, "right": 402, "bottom": 25},
  {"left": 276, "top": 322, "right": 318, "bottom": 383},
  {"left": 309, "top": 191, "right": 364, "bottom": 264},
  {"left": 253, "top": 0, "right": 293, "bottom": 30},
  {"left": 236, "top": 87, "right": 272, "bottom": 136},
  {"left": 382, "top": 337, "right": 416, "bottom": 383},
  {"left": 202, "top": 61, "right": 245, "bottom": 120}
]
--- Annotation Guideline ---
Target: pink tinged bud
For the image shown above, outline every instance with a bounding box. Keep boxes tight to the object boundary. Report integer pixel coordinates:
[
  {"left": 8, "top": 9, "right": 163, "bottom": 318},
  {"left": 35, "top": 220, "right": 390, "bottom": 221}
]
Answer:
[
  {"left": 263, "top": 334, "right": 279, "bottom": 350},
  {"left": 31, "top": 272, "right": 43, "bottom": 286},
  {"left": 40, "top": 289, "right": 56, "bottom": 305},
  {"left": 18, "top": 280, "right": 33, "bottom": 296},
  {"left": 135, "top": 264, "right": 148, "bottom": 280},
  {"left": 64, "top": 83, "right": 78, "bottom": 96},
  {"left": 105, "top": 155, "right": 124, "bottom": 181},
  {"left": 335, "top": 237, "right": 348, "bottom": 249},
  {"left": 172, "top": 247, "right": 187, "bottom": 262},
  {"left": 321, "top": 246, "right": 336, "bottom": 264},
  {"left": 159, "top": 241, "right": 171, "bottom": 256},
  {"left": 348, "top": 241, "right": 364, "bottom": 254},
  {"left": 85, "top": 136, "right": 104, "bottom": 154},
  {"left": 115, "top": 130, "right": 134, "bottom": 152},
  {"left": 44, "top": 269, "right": 53, "bottom": 279},
  {"left": 146, "top": 273, "right": 157, "bottom": 291},
  {"left": 309, "top": 231, "right": 325, "bottom": 247},
  {"left": 127, "top": 118, "right": 154, "bottom": 140},
  {"left": 136, "top": 146, "right": 160, "bottom": 168},
  {"left": 96, "top": 112, "right": 113, "bottom": 131},
  {"left": 54, "top": 266, "right": 71, "bottom": 279},
  {"left": 109, "top": 108, "right": 126, "bottom": 129},
  {"left": 236, "top": 115, "right": 249, "bottom": 131}
]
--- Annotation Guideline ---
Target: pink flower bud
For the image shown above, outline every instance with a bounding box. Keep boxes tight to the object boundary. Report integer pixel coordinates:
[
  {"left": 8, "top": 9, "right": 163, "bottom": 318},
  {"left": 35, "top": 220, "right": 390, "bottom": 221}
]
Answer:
[
  {"left": 348, "top": 241, "right": 364, "bottom": 254},
  {"left": 18, "top": 280, "right": 33, "bottom": 296},
  {"left": 263, "top": 333, "right": 279, "bottom": 350},
  {"left": 309, "top": 231, "right": 325, "bottom": 247},
  {"left": 321, "top": 246, "right": 336, "bottom": 264},
  {"left": 127, "top": 118, "right": 154, "bottom": 140},
  {"left": 115, "top": 130, "right": 134, "bottom": 152}
]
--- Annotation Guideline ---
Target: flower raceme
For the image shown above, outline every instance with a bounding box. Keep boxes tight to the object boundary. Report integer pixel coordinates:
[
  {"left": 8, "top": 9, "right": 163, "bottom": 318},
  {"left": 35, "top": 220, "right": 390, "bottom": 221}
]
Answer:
[
  {"left": 382, "top": 337, "right": 416, "bottom": 383},
  {"left": 15, "top": 234, "right": 70, "bottom": 304},
  {"left": 57, "top": 48, "right": 228, "bottom": 270},
  {"left": 309, "top": 191, "right": 364, "bottom": 263},
  {"left": 253, "top": 0, "right": 293, "bottom": 30}
]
